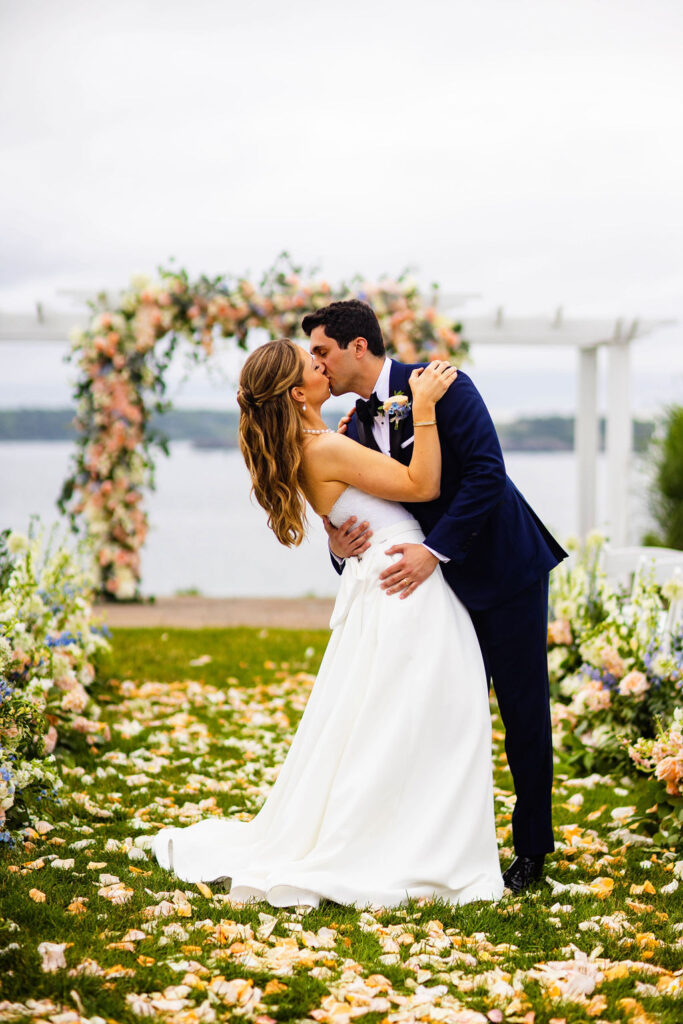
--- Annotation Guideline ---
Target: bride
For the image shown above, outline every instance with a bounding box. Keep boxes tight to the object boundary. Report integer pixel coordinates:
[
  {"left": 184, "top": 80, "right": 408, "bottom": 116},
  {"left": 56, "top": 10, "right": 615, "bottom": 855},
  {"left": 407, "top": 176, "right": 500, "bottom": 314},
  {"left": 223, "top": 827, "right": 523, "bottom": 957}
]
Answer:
[{"left": 152, "top": 338, "right": 505, "bottom": 907}]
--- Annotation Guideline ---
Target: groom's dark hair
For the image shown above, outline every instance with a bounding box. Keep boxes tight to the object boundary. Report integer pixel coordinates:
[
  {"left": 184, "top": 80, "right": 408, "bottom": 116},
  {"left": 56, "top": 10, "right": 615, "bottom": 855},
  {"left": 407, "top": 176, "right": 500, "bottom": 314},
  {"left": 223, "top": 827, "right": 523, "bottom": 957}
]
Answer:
[{"left": 301, "top": 299, "right": 385, "bottom": 356}]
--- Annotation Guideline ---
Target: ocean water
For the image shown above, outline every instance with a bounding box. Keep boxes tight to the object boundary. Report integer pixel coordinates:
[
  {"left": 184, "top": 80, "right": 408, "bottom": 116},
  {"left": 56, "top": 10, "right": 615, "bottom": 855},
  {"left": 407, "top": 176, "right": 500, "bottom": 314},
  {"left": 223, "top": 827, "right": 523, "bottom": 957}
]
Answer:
[{"left": 0, "top": 441, "right": 653, "bottom": 597}]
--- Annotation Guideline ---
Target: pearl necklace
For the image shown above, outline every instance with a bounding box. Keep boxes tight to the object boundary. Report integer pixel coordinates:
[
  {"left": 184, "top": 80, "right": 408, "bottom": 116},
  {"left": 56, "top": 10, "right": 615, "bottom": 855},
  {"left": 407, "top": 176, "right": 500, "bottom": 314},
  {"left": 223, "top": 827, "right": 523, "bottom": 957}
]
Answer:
[{"left": 302, "top": 427, "right": 334, "bottom": 435}]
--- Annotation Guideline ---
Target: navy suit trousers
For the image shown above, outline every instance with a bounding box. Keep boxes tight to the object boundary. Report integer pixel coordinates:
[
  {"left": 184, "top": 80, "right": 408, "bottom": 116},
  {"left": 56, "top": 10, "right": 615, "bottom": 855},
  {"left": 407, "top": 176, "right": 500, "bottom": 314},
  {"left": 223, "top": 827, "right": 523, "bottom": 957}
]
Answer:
[{"left": 470, "top": 574, "right": 555, "bottom": 858}]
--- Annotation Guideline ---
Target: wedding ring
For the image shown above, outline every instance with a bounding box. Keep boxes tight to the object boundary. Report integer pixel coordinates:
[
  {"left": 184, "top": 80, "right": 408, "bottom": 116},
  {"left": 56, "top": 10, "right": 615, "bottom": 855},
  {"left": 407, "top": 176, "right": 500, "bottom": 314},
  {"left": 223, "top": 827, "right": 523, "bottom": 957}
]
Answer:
[{"left": 402, "top": 578, "right": 410, "bottom": 587}]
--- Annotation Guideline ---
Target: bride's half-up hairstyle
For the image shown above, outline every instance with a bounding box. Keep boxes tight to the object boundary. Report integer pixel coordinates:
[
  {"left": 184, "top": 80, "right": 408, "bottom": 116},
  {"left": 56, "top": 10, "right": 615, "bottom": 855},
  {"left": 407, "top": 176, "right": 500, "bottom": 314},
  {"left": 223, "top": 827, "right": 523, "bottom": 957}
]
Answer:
[{"left": 238, "top": 338, "right": 307, "bottom": 547}]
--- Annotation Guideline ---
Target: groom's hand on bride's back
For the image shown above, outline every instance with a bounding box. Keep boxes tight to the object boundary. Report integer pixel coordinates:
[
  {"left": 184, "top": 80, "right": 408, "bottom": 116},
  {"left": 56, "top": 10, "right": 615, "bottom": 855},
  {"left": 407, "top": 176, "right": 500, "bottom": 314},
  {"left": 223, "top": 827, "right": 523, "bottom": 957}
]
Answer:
[
  {"left": 323, "top": 515, "right": 372, "bottom": 560},
  {"left": 336, "top": 408, "right": 356, "bottom": 434}
]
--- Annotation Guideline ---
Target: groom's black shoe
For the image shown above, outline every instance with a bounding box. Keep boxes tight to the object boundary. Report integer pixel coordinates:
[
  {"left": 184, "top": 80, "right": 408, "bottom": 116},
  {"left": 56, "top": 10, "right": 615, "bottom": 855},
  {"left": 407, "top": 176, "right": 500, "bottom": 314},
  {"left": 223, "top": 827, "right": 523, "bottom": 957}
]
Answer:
[{"left": 503, "top": 855, "right": 545, "bottom": 893}]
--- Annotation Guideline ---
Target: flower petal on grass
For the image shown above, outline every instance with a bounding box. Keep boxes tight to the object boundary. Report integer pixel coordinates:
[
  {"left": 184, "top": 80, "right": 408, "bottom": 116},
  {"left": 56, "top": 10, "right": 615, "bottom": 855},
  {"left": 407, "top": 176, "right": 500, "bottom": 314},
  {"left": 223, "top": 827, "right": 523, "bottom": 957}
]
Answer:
[
  {"left": 98, "top": 882, "right": 135, "bottom": 904},
  {"left": 66, "top": 898, "right": 89, "bottom": 914},
  {"left": 588, "top": 876, "right": 614, "bottom": 899},
  {"left": 37, "top": 942, "right": 70, "bottom": 972}
]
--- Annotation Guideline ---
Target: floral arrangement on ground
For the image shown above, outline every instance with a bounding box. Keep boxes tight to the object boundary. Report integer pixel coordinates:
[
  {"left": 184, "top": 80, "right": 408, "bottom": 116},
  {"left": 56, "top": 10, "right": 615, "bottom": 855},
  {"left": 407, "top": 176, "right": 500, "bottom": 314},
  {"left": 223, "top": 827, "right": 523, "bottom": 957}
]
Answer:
[
  {"left": 0, "top": 526, "right": 110, "bottom": 841},
  {"left": 547, "top": 534, "right": 683, "bottom": 848}
]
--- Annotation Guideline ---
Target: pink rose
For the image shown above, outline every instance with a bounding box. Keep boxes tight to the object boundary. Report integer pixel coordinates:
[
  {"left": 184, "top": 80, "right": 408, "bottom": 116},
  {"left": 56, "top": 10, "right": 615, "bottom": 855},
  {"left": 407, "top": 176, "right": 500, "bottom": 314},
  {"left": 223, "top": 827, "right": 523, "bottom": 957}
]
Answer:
[{"left": 44, "top": 725, "right": 58, "bottom": 754}]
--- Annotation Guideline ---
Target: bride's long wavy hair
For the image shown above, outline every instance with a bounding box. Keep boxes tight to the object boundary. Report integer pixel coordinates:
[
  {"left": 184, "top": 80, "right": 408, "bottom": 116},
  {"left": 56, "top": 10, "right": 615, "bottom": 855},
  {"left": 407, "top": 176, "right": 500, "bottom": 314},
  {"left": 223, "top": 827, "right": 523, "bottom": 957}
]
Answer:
[{"left": 237, "top": 338, "right": 308, "bottom": 547}]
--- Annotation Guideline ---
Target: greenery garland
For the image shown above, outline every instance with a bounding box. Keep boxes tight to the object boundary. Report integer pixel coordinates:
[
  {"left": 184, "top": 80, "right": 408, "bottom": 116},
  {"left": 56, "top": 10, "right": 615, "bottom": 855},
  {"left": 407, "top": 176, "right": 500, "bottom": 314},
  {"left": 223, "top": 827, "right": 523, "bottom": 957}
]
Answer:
[{"left": 59, "top": 255, "right": 468, "bottom": 599}]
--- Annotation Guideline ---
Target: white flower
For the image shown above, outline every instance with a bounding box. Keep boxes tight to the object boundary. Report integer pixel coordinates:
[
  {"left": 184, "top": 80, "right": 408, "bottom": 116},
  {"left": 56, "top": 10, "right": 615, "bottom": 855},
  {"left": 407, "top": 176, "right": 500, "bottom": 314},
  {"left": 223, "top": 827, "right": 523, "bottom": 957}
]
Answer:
[
  {"left": 584, "top": 724, "right": 613, "bottom": 749},
  {"left": 7, "top": 532, "right": 29, "bottom": 555},
  {"left": 651, "top": 653, "right": 676, "bottom": 679},
  {"left": 0, "top": 635, "right": 12, "bottom": 670},
  {"left": 28, "top": 594, "right": 45, "bottom": 617},
  {"left": 115, "top": 566, "right": 137, "bottom": 600},
  {"left": 547, "top": 647, "right": 569, "bottom": 677},
  {"left": 662, "top": 576, "right": 683, "bottom": 602},
  {"left": 559, "top": 673, "right": 583, "bottom": 698},
  {"left": 130, "top": 273, "right": 152, "bottom": 292},
  {"left": 554, "top": 598, "right": 578, "bottom": 620},
  {"left": 579, "top": 637, "right": 605, "bottom": 667},
  {"left": 0, "top": 775, "right": 16, "bottom": 810}
]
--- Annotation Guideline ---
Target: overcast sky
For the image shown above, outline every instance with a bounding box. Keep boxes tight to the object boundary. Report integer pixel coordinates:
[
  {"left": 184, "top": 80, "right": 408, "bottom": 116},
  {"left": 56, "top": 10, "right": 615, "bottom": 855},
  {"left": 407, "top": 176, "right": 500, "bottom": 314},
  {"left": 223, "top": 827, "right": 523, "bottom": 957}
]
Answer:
[{"left": 1, "top": 0, "right": 682, "bottom": 415}]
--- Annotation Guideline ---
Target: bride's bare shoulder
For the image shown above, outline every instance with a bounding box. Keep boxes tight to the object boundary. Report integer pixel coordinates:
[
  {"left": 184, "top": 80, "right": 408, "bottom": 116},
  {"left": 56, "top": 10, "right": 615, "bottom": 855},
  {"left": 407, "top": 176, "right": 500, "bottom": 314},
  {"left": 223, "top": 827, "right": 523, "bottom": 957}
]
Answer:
[{"left": 304, "top": 431, "right": 355, "bottom": 457}]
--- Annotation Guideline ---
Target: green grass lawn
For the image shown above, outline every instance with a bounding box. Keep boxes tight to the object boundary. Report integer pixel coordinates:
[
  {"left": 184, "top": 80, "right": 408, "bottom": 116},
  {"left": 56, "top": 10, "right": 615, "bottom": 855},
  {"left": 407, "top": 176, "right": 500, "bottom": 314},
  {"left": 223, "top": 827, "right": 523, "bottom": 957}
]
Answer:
[{"left": 1, "top": 628, "right": 681, "bottom": 1024}]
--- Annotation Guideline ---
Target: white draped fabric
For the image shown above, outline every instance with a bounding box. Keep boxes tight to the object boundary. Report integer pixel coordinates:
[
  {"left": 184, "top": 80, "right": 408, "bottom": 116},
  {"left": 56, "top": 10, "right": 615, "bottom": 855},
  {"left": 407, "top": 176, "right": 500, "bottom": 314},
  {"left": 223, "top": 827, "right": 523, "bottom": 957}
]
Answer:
[{"left": 152, "top": 488, "right": 504, "bottom": 907}]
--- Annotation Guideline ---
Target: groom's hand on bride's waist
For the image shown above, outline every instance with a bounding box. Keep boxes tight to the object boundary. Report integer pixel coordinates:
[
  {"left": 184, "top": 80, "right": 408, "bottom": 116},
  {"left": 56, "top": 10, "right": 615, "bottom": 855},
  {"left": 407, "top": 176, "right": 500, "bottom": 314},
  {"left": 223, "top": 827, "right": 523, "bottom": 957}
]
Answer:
[
  {"left": 380, "top": 543, "right": 439, "bottom": 599},
  {"left": 323, "top": 515, "right": 372, "bottom": 561}
]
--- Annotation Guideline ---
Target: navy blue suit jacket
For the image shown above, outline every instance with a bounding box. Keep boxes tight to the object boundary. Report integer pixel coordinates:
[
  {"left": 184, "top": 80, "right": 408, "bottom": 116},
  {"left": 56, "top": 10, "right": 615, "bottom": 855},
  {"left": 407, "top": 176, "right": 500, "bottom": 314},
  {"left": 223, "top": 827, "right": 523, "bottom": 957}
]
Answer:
[{"left": 342, "top": 360, "right": 567, "bottom": 611}]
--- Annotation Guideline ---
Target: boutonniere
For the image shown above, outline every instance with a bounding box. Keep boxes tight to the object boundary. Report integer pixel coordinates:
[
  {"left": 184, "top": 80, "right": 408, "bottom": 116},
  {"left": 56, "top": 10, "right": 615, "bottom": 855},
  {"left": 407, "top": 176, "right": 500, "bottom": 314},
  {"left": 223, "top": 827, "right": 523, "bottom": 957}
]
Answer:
[{"left": 381, "top": 392, "right": 412, "bottom": 430}]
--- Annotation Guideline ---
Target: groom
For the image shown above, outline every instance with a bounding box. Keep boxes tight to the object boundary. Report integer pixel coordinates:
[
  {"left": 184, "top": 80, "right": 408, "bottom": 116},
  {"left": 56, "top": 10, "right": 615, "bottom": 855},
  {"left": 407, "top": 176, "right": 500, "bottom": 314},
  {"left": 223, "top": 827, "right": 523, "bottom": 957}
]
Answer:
[{"left": 302, "top": 299, "right": 567, "bottom": 893}]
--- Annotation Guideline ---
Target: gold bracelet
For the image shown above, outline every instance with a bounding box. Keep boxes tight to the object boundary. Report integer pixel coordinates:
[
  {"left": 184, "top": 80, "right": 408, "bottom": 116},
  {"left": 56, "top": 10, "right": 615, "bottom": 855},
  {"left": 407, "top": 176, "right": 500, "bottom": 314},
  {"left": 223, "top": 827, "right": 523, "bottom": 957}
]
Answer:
[{"left": 414, "top": 420, "right": 437, "bottom": 427}]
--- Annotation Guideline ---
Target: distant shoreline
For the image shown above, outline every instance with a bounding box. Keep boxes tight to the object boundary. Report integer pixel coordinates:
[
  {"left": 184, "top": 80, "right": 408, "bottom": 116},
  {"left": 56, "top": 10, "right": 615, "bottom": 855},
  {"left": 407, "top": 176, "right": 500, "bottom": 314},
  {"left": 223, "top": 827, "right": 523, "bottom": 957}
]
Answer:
[{"left": 0, "top": 407, "right": 656, "bottom": 453}]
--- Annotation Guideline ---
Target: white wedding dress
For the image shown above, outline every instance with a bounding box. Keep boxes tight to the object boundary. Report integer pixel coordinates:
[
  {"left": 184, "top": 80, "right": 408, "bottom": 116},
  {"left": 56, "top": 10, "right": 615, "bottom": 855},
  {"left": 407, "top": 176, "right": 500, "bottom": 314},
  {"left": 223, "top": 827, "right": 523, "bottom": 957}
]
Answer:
[{"left": 152, "top": 487, "right": 505, "bottom": 907}]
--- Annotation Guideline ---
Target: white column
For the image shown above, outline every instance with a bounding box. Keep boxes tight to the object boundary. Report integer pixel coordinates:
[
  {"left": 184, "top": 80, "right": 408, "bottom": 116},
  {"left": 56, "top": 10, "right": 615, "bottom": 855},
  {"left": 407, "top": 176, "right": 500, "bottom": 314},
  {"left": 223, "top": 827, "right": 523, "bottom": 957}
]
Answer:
[
  {"left": 576, "top": 345, "right": 599, "bottom": 538},
  {"left": 606, "top": 339, "right": 632, "bottom": 545}
]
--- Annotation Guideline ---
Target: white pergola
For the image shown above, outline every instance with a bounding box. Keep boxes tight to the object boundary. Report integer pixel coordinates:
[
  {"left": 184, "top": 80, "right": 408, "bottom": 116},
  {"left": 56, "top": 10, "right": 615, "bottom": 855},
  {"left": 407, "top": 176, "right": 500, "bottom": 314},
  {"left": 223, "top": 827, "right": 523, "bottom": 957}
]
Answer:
[
  {"left": 0, "top": 298, "right": 674, "bottom": 544},
  {"left": 451, "top": 308, "right": 674, "bottom": 543}
]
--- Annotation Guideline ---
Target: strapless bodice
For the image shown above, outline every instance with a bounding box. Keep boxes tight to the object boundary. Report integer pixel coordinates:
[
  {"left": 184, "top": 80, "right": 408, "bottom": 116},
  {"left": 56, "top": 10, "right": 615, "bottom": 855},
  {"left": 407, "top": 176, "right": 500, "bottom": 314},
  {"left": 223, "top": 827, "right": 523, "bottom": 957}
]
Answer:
[{"left": 328, "top": 486, "right": 417, "bottom": 532}]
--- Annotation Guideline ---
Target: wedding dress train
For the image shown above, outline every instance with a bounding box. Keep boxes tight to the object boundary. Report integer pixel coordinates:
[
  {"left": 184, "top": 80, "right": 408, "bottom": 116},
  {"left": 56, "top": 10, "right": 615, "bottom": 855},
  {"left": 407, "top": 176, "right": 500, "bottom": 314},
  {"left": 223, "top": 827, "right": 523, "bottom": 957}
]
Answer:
[{"left": 152, "top": 487, "right": 505, "bottom": 907}]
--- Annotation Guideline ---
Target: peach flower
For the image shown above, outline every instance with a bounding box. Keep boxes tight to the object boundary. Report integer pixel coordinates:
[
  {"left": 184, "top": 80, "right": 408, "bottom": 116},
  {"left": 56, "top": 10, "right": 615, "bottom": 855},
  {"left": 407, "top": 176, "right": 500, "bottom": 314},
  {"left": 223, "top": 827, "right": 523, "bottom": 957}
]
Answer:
[
  {"left": 618, "top": 670, "right": 650, "bottom": 697},
  {"left": 61, "top": 684, "right": 89, "bottom": 714},
  {"left": 655, "top": 756, "right": 683, "bottom": 796},
  {"left": 583, "top": 679, "right": 611, "bottom": 712},
  {"left": 44, "top": 725, "right": 58, "bottom": 754},
  {"left": 548, "top": 619, "right": 573, "bottom": 646},
  {"left": 601, "top": 646, "right": 626, "bottom": 679}
]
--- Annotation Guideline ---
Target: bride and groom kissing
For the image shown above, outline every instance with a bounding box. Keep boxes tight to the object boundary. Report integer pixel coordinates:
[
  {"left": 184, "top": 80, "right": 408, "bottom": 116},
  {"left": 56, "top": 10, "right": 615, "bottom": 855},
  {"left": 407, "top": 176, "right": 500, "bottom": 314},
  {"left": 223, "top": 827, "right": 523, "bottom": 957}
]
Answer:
[{"left": 152, "top": 299, "right": 567, "bottom": 907}]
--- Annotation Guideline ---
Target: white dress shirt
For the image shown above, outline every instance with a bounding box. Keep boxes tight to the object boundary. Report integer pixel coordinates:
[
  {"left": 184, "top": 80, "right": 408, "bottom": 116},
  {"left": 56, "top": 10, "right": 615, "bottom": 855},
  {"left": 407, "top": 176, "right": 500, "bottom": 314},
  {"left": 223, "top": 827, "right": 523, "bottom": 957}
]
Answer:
[
  {"left": 369, "top": 357, "right": 393, "bottom": 455},
  {"left": 333, "top": 359, "right": 448, "bottom": 564}
]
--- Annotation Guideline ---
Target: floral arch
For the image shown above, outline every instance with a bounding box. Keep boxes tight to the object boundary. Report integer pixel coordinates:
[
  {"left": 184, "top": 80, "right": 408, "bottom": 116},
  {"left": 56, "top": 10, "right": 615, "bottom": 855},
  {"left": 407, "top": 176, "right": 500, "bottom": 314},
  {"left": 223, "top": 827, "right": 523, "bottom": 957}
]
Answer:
[{"left": 59, "top": 255, "right": 468, "bottom": 599}]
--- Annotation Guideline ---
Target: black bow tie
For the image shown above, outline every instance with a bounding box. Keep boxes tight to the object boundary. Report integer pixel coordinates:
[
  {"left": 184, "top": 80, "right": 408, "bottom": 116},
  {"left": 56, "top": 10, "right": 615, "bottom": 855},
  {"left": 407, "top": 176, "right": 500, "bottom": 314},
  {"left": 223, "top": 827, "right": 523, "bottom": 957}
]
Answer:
[{"left": 355, "top": 392, "right": 384, "bottom": 425}]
